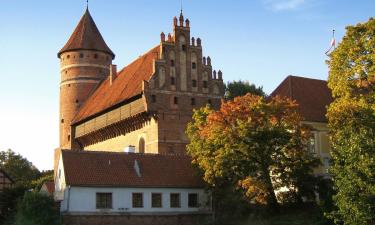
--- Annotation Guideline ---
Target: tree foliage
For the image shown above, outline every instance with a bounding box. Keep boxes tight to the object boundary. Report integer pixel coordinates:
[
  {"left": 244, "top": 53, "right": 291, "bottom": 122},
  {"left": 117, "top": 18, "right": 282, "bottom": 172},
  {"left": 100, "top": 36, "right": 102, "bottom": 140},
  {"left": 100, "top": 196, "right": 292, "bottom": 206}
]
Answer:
[
  {"left": 0, "top": 185, "right": 28, "bottom": 225},
  {"left": 0, "top": 149, "right": 40, "bottom": 186},
  {"left": 15, "top": 191, "right": 61, "bottom": 225},
  {"left": 186, "top": 94, "right": 320, "bottom": 210},
  {"left": 327, "top": 18, "right": 375, "bottom": 225},
  {"left": 225, "top": 80, "right": 266, "bottom": 100}
]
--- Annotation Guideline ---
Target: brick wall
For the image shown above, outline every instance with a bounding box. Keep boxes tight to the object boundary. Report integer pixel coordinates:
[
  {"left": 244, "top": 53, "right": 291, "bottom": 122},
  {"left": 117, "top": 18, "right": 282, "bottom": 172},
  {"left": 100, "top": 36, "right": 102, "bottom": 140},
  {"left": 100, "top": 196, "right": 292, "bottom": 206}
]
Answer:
[{"left": 62, "top": 213, "right": 212, "bottom": 225}]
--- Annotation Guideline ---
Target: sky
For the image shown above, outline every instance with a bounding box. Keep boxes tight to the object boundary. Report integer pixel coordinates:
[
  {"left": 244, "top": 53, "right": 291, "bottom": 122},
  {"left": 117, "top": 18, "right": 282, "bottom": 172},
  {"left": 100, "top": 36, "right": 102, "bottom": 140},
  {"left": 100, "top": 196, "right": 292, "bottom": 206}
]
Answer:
[{"left": 0, "top": 0, "right": 374, "bottom": 170}]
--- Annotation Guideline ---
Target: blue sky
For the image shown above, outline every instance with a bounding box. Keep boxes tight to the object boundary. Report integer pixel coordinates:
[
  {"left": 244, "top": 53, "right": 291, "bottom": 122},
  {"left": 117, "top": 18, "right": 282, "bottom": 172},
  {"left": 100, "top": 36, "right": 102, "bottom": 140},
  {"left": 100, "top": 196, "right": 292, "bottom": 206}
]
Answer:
[{"left": 0, "top": 0, "right": 373, "bottom": 170}]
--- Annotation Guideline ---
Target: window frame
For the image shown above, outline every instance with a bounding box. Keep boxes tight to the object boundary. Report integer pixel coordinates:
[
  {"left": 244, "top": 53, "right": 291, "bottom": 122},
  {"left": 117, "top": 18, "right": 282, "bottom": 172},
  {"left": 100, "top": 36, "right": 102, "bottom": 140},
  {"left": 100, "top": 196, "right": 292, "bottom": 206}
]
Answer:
[
  {"left": 188, "top": 193, "right": 199, "bottom": 208},
  {"left": 96, "top": 192, "right": 113, "bottom": 209},
  {"left": 151, "top": 193, "right": 162, "bottom": 208},
  {"left": 170, "top": 193, "right": 181, "bottom": 208},
  {"left": 132, "top": 192, "right": 144, "bottom": 208}
]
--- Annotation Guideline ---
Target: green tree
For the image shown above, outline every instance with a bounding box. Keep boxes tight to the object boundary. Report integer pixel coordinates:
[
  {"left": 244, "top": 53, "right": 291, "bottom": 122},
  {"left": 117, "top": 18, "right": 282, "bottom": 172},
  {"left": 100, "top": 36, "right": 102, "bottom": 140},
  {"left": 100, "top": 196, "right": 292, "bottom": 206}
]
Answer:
[
  {"left": 186, "top": 94, "right": 320, "bottom": 210},
  {"left": 327, "top": 18, "right": 375, "bottom": 225},
  {"left": 31, "top": 170, "right": 54, "bottom": 191},
  {"left": 0, "top": 185, "right": 28, "bottom": 225},
  {"left": 225, "top": 80, "right": 266, "bottom": 100},
  {"left": 15, "top": 191, "right": 61, "bottom": 225},
  {"left": 0, "top": 149, "right": 40, "bottom": 186}
]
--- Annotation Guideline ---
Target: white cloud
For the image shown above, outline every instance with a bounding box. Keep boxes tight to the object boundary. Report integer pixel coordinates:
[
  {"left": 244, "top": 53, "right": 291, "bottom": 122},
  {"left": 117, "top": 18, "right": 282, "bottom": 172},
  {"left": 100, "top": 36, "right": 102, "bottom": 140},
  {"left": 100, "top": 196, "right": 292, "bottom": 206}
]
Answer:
[{"left": 263, "top": 0, "right": 308, "bottom": 11}]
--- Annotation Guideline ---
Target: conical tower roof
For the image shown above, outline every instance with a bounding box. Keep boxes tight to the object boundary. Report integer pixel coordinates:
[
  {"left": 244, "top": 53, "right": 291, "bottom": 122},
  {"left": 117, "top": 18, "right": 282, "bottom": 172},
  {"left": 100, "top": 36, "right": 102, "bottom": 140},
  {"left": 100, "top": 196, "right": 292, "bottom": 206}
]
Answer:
[{"left": 58, "top": 9, "right": 115, "bottom": 59}]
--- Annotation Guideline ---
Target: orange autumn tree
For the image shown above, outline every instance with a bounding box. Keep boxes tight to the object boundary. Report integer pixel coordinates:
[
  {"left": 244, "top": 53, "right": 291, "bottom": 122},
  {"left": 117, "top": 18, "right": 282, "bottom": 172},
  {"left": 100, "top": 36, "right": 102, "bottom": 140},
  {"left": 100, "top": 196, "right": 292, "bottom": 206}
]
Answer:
[{"left": 186, "top": 94, "right": 320, "bottom": 209}]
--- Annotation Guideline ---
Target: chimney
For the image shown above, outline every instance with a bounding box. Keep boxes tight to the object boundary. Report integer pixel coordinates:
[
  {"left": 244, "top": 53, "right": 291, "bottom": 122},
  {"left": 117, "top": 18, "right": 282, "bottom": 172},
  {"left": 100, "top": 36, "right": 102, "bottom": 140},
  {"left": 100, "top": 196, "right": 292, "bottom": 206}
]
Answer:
[
  {"left": 124, "top": 145, "right": 135, "bottom": 153},
  {"left": 109, "top": 64, "right": 117, "bottom": 85}
]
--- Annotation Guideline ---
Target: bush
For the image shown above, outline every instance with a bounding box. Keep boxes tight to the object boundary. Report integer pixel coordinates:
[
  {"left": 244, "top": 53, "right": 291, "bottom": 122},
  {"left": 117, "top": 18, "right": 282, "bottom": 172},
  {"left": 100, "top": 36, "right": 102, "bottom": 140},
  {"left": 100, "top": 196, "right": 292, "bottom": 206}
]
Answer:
[{"left": 15, "top": 191, "right": 61, "bottom": 225}]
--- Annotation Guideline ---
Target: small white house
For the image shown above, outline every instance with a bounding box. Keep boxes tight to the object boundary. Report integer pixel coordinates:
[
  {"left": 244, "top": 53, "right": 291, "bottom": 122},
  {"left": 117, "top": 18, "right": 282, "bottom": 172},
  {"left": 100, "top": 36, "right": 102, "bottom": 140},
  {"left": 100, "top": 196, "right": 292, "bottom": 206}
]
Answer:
[{"left": 55, "top": 150, "right": 211, "bottom": 219}]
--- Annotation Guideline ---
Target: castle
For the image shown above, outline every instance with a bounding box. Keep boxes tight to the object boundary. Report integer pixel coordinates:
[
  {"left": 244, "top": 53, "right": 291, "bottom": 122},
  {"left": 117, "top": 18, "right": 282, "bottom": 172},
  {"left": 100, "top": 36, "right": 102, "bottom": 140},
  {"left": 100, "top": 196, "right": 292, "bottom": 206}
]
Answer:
[
  {"left": 54, "top": 7, "right": 223, "bottom": 225},
  {"left": 58, "top": 8, "right": 224, "bottom": 154}
]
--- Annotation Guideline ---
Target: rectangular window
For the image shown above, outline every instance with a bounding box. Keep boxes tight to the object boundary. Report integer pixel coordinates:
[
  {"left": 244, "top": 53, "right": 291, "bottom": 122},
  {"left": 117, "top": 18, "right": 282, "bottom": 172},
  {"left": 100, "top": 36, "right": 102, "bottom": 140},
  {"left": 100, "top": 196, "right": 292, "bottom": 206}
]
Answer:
[
  {"left": 203, "top": 81, "right": 208, "bottom": 88},
  {"left": 188, "top": 193, "right": 199, "bottom": 208},
  {"left": 170, "top": 193, "right": 180, "bottom": 208},
  {"left": 174, "top": 97, "right": 178, "bottom": 105},
  {"left": 171, "top": 77, "right": 175, "bottom": 85},
  {"left": 96, "top": 193, "right": 112, "bottom": 209},
  {"left": 151, "top": 95, "right": 156, "bottom": 103},
  {"left": 152, "top": 193, "right": 162, "bottom": 208},
  {"left": 192, "top": 62, "right": 197, "bottom": 69},
  {"left": 191, "top": 98, "right": 196, "bottom": 106},
  {"left": 182, "top": 45, "right": 187, "bottom": 51},
  {"left": 132, "top": 193, "right": 143, "bottom": 208},
  {"left": 170, "top": 60, "right": 175, "bottom": 67},
  {"left": 192, "top": 79, "right": 197, "bottom": 87},
  {"left": 308, "top": 133, "right": 316, "bottom": 153}
]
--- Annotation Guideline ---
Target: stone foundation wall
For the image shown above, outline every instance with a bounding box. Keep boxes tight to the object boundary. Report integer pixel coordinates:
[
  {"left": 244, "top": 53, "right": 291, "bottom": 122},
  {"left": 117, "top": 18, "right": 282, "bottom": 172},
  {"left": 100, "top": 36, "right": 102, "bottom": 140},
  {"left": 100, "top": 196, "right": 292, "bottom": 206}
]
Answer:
[{"left": 62, "top": 213, "right": 212, "bottom": 225}]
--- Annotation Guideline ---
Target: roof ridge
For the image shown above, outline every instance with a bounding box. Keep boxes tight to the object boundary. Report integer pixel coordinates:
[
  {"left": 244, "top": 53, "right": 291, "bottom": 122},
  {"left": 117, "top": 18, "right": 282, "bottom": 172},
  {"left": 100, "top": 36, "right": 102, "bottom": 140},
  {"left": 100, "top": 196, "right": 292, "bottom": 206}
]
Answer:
[{"left": 61, "top": 150, "right": 190, "bottom": 158}]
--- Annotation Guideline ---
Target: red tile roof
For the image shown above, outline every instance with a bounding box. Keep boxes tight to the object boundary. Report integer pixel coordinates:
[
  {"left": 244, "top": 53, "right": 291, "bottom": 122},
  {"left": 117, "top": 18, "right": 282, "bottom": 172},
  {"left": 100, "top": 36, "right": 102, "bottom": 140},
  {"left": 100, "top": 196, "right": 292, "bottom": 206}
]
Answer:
[
  {"left": 58, "top": 9, "right": 115, "bottom": 59},
  {"left": 271, "top": 75, "right": 333, "bottom": 122},
  {"left": 61, "top": 150, "right": 205, "bottom": 188},
  {"left": 41, "top": 181, "right": 55, "bottom": 195},
  {"left": 72, "top": 45, "right": 160, "bottom": 124}
]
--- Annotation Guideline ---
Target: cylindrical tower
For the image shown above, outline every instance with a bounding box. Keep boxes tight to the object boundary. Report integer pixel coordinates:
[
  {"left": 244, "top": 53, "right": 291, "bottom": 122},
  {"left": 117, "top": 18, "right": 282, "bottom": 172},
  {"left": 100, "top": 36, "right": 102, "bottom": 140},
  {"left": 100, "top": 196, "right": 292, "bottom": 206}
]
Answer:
[{"left": 58, "top": 9, "right": 115, "bottom": 149}]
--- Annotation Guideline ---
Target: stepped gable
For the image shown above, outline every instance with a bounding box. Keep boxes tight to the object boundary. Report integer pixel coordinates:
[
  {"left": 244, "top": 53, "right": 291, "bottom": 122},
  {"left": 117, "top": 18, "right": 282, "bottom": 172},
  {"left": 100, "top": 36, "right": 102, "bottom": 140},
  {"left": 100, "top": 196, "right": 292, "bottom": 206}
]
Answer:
[
  {"left": 58, "top": 8, "right": 115, "bottom": 58},
  {"left": 61, "top": 150, "right": 204, "bottom": 188},
  {"left": 271, "top": 75, "right": 333, "bottom": 122},
  {"left": 72, "top": 45, "right": 160, "bottom": 124}
]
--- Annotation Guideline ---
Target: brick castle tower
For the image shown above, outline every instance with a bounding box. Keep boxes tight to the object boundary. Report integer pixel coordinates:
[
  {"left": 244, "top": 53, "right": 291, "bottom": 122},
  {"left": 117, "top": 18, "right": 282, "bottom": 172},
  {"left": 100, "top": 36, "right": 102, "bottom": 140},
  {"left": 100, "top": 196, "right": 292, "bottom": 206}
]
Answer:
[{"left": 57, "top": 9, "right": 115, "bottom": 149}]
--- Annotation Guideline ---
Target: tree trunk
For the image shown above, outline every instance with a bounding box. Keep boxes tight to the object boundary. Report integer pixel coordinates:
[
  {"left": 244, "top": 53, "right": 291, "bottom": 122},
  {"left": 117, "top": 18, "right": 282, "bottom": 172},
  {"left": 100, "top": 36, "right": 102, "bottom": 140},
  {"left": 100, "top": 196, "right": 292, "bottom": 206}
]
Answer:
[{"left": 262, "top": 166, "right": 279, "bottom": 212}]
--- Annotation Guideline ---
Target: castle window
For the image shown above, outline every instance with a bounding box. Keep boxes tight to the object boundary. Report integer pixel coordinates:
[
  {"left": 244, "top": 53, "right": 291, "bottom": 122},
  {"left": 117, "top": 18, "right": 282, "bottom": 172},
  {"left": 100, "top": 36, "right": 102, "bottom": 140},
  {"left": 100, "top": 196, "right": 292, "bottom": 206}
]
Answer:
[
  {"left": 132, "top": 193, "right": 143, "bottom": 208},
  {"left": 67, "top": 55, "right": 70, "bottom": 59},
  {"left": 79, "top": 53, "right": 84, "bottom": 58},
  {"left": 170, "top": 59, "right": 175, "bottom": 67},
  {"left": 152, "top": 193, "right": 162, "bottom": 208},
  {"left": 203, "top": 81, "right": 208, "bottom": 88},
  {"left": 67, "top": 135, "right": 70, "bottom": 142},
  {"left": 170, "top": 193, "right": 181, "bottom": 208},
  {"left": 170, "top": 77, "right": 175, "bottom": 85},
  {"left": 75, "top": 99, "right": 79, "bottom": 104},
  {"left": 138, "top": 137, "right": 145, "bottom": 153},
  {"left": 192, "top": 62, "right": 197, "bottom": 69},
  {"left": 151, "top": 95, "right": 156, "bottom": 103},
  {"left": 68, "top": 84, "right": 71, "bottom": 87},
  {"left": 191, "top": 98, "right": 196, "bottom": 106},
  {"left": 61, "top": 119, "right": 64, "bottom": 124},
  {"left": 208, "top": 99, "right": 212, "bottom": 105},
  {"left": 94, "top": 54, "right": 98, "bottom": 59},
  {"left": 174, "top": 97, "right": 178, "bottom": 105},
  {"left": 188, "top": 193, "right": 199, "bottom": 208},
  {"left": 96, "top": 193, "right": 112, "bottom": 209},
  {"left": 182, "top": 45, "right": 187, "bottom": 52},
  {"left": 192, "top": 79, "right": 197, "bottom": 87},
  {"left": 65, "top": 70, "right": 68, "bottom": 74}
]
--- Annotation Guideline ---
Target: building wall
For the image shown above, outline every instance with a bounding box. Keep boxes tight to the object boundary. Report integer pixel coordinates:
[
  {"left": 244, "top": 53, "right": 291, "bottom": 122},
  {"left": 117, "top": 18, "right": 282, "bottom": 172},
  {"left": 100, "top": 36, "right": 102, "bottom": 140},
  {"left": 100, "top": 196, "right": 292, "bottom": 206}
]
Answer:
[
  {"left": 62, "top": 213, "right": 211, "bottom": 225},
  {"left": 60, "top": 187, "right": 210, "bottom": 213},
  {"left": 303, "top": 121, "right": 331, "bottom": 176},
  {"left": 0, "top": 171, "right": 13, "bottom": 191},
  {"left": 84, "top": 117, "right": 159, "bottom": 153},
  {"left": 59, "top": 50, "right": 112, "bottom": 149}
]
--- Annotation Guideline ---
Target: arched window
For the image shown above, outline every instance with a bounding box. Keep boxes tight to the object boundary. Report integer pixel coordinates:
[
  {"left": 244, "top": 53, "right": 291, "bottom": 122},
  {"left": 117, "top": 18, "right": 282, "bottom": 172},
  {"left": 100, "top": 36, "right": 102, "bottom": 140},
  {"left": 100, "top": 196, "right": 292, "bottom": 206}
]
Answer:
[{"left": 138, "top": 137, "right": 145, "bottom": 153}]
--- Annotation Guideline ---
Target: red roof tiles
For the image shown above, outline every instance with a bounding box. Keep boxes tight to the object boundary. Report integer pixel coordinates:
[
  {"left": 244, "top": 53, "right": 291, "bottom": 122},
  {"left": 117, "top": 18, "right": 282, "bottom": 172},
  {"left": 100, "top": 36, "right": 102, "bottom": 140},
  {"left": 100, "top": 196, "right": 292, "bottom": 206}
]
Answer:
[
  {"left": 72, "top": 45, "right": 160, "bottom": 124},
  {"left": 58, "top": 9, "right": 115, "bottom": 58},
  {"left": 61, "top": 150, "right": 204, "bottom": 188},
  {"left": 41, "top": 181, "right": 55, "bottom": 195},
  {"left": 271, "top": 75, "right": 333, "bottom": 122}
]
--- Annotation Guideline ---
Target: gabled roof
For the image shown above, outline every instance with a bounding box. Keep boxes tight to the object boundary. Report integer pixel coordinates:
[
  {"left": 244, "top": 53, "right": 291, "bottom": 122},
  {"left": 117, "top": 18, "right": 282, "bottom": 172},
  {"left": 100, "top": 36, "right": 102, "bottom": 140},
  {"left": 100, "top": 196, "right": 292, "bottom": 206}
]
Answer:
[
  {"left": 61, "top": 150, "right": 205, "bottom": 188},
  {"left": 72, "top": 45, "right": 160, "bottom": 124},
  {"left": 41, "top": 181, "right": 55, "bottom": 195},
  {"left": 271, "top": 75, "right": 333, "bottom": 123},
  {"left": 58, "top": 9, "right": 114, "bottom": 58},
  {"left": 0, "top": 169, "right": 14, "bottom": 183}
]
